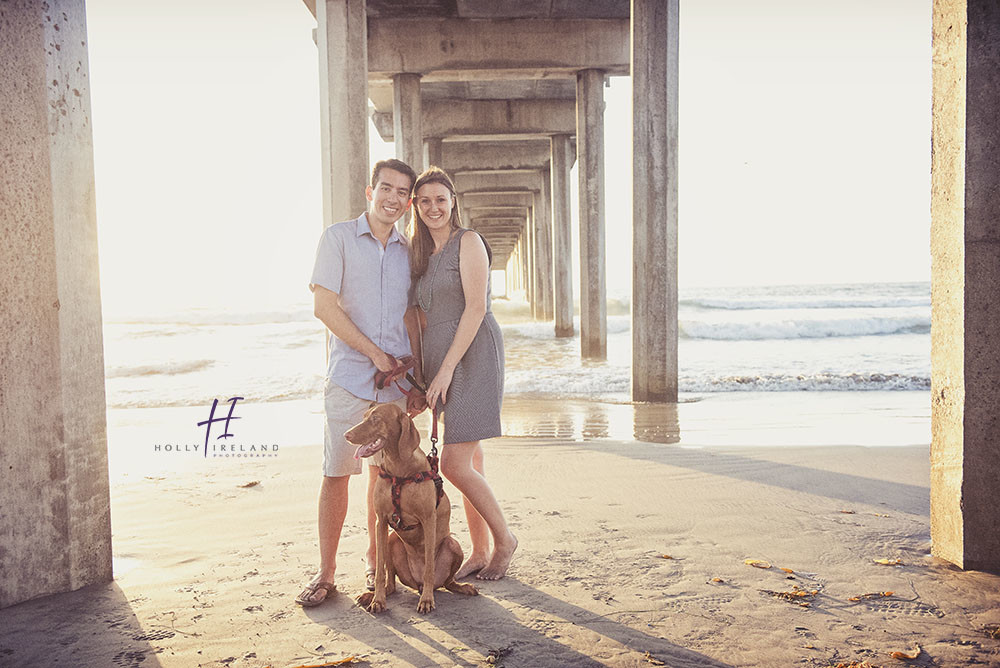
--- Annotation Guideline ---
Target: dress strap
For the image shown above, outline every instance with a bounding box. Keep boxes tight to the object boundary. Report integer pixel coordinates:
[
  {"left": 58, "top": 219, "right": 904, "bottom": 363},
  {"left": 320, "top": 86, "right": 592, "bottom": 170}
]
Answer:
[{"left": 455, "top": 228, "right": 493, "bottom": 268}]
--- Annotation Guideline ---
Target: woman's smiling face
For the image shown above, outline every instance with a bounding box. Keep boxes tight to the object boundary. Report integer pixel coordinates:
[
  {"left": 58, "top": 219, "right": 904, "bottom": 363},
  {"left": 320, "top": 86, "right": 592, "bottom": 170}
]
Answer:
[{"left": 414, "top": 182, "right": 454, "bottom": 232}]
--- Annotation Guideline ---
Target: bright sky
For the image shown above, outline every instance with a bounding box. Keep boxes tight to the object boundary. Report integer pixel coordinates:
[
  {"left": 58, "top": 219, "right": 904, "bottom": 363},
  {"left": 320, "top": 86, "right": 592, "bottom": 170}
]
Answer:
[{"left": 85, "top": 0, "right": 931, "bottom": 315}]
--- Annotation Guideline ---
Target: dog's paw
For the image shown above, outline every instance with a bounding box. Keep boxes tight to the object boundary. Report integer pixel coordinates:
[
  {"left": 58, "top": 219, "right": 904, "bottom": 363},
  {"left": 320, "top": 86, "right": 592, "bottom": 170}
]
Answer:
[
  {"left": 416, "top": 597, "right": 435, "bottom": 613},
  {"left": 357, "top": 591, "right": 386, "bottom": 613},
  {"left": 455, "top": 582, "right": 478, "bottom": 596},
  {"left": 445, "top": 580, "right": 478, "bottom": 596}
]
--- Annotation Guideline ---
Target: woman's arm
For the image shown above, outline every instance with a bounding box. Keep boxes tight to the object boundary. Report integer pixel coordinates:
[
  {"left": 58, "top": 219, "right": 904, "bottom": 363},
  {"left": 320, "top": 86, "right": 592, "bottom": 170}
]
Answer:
[
  {"left": 424, "top": 231, "right": 490, "bottom": 409},
  {"left": 403, "top": 304, "right": 428, "bottom": 414},
  {"left": 403, "top": 305, "right": 424, "bottom": 383}
]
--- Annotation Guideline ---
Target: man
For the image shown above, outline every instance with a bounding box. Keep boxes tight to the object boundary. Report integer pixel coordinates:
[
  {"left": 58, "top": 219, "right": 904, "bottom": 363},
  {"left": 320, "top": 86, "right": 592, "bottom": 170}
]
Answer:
[{"left": 296, "top": 158, "right": 421, "bottom": 607}]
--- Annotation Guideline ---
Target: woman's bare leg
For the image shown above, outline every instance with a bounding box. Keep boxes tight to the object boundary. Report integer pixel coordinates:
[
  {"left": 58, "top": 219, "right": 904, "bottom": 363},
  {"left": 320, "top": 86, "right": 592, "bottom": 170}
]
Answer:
[
  {"left": 441, "top": 440, "right": 517, "bottom": 580},
  {"left": 455, "top": 444, "right": 490, "bottom": 577}
]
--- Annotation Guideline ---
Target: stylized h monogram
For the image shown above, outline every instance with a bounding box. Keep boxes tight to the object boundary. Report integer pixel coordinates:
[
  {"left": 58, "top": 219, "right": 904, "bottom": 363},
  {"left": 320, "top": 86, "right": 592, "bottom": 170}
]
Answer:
[{"left": 197, "top": 397, "right": 244, "bottom": 457}]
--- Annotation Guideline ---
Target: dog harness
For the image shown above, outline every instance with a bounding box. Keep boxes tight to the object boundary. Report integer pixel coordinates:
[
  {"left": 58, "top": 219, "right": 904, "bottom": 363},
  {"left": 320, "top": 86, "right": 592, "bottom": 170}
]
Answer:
[
  {"left": 378, "top": 459, "right": 444, "bottom": 532},
  {"left": 377, "top": 405, "right": 444, "bottom": 533}
]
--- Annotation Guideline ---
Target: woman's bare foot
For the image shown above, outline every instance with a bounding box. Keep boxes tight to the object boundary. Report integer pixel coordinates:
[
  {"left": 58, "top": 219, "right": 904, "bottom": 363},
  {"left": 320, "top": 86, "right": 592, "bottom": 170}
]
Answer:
[
  {"left": 477, "top": 534, "right": 518, "bottom": 580},
  {"left": 456, "top": 552, "right": 490, "bottom": 579}
]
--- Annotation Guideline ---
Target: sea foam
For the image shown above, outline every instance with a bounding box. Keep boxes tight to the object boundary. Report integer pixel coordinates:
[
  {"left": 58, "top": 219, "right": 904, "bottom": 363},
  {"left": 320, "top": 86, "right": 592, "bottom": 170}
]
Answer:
[{"left": 678, "top": 314, "right": 930, "bottom": 340}]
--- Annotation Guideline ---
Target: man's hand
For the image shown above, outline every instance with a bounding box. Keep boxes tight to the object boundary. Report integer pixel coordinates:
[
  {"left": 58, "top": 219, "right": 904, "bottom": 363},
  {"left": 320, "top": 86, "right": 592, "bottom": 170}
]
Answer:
[{"left": 371, "top": 350, "right": 396, "bottom": 373}]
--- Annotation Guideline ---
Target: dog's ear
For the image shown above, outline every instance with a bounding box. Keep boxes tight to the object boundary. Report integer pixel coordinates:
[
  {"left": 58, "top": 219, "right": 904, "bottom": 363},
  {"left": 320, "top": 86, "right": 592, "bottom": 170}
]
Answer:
[{"left": 398, "top": 409, "right": 421, "bottom": 455}]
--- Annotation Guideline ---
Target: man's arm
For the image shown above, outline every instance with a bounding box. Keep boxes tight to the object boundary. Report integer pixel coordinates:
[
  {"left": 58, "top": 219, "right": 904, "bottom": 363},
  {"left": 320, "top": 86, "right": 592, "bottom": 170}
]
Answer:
[{"left": 313, "top": 284, "right": 394, "bottom": 372}]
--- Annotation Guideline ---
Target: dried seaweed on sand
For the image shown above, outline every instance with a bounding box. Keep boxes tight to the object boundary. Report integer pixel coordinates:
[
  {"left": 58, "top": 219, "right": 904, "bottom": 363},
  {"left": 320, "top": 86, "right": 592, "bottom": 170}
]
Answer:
[
  {"left": 485, "top": 645, "right": 513, "bottom": 665},
  {"left": 848, "top": 592, "right": 894, "bottom": 602},
  {"left": 889, "top": 645, "right": 921, "bottom": 660},
  {"left": 759, "top": 584, "right": 818, "bottom": 607}
]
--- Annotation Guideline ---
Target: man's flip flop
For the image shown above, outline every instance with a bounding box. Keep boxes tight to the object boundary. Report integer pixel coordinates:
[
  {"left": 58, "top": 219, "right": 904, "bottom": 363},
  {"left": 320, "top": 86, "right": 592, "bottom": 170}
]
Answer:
[
  {"left": 365, "top": 568, "right": 376, "bottom": 592},
  {"left": 295, "top": 581, "right": 336, "bottom": 607}
]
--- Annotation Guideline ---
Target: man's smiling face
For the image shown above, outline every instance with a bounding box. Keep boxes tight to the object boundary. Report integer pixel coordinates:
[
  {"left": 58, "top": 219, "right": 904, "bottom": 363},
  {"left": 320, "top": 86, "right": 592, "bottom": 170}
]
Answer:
[{"left": 366, "top": 167, "right": 413, "bottom": 228}]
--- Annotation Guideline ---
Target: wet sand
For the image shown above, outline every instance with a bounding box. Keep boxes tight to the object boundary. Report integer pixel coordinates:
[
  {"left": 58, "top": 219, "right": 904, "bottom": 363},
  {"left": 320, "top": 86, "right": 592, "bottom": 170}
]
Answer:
[{"left": 2, "top": 394, "right": 998, "bottom": 667}]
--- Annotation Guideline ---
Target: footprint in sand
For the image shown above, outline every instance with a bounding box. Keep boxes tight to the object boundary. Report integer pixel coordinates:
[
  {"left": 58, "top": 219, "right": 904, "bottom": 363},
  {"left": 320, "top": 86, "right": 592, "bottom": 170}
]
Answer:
[
  {"left": 862, "top": 598, "right": 944, "bottom": 619},
  {"left": 112, "top": 649, "right": 148, "bottom": 668},
  {"left": 131, "top": 629, "right": 174, "bottom": 642}
]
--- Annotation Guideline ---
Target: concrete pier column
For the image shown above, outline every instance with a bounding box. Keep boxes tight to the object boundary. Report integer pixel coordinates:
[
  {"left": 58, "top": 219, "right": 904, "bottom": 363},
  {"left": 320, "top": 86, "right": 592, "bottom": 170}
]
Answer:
[
  {"left": 526, "top": 207, "right": 538, "bottom": 318},
  {"left": 393, "top": 72, "right": 422, "bottom": 233},
  {"left": 0, "top": 0, "right": 111, "bottom": 608},
  {"left": 509, "top": 238, "right": 518, "bottom": 299},
  {"left": 508, "top": 241, "right": 522, "bottom": 300},
  {"left": 576, "top": 68, "right": 607, "bottom": 359},
  {"left": 393, "top": 73, "right": 423, "bottom": 172},
  {"left": 631, "top": 0, "right": 679, "bottom": 402},
  {"left": 318, "top": 0, "right": 369, "bottom": 225},
  {"left": 930, "top": 0, "right": 1000, "bottom": 572},
  {"left": 517, "top": 234, "right": 531, "bottom": 307},
  {"left": 424, "top": 137, "right": 442, "bottom": 169},
  {"left": 505, "top": 252, "right": 514, "bottom": 298},
  {"left": 536, "top": 173, "right": 555, "bottom": 321},
  {"left": 551, "top": 134, "right": 575, "bottom": 337}
]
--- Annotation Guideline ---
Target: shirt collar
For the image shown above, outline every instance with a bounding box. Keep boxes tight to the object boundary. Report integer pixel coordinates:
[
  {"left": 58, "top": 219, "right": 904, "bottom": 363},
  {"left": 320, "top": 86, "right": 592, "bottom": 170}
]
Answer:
[{"left": 357, "top": 212, "right": 405, "bottom": 247}]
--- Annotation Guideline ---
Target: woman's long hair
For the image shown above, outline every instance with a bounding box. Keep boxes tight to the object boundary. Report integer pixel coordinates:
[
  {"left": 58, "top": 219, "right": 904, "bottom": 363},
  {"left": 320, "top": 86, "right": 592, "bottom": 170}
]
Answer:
[{"left": 408, "top": 166, "right": 464, "bottom": 280}]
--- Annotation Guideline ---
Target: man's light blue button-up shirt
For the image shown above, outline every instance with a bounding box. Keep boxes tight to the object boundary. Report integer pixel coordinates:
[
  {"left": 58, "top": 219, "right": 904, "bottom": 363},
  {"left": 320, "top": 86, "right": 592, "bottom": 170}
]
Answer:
[{"left": 310, "top": 213, "right": 411, "bottom": 402}]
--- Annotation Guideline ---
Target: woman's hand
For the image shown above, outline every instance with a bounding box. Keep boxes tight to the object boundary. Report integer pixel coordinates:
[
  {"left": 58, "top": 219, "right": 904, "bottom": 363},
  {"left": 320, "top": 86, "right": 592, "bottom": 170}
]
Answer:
[{"left": 425, "top": 365, "right": 454, "bottom": 410}]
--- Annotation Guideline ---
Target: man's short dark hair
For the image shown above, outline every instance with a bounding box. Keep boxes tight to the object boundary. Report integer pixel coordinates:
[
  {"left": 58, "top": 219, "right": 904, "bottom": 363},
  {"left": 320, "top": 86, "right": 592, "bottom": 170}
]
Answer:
[{"left": 370, "top": 159, "right": 417, "bottom": 191}]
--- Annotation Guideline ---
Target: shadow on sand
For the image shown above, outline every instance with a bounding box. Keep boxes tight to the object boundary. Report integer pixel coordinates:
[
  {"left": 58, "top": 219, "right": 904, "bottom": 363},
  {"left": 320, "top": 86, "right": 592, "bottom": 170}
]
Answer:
[
  {"left": 505, "top": 398, "right": 928, "bottom": 517},
  {"left": 573, "top": 438, "right": 930, "bottom": 517},
  {"left": 0, "top": 580, "right": 164, "bottom": 668},
  {"left": 306, "top": 578, "right": 734, "bottom": 668}
]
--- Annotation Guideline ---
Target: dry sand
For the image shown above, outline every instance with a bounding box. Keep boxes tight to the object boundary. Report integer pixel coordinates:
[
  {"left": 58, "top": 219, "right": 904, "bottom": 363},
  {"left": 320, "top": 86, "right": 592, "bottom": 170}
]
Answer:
[{"left": 2, "top": 395, "right": 999, "bottom": 668}]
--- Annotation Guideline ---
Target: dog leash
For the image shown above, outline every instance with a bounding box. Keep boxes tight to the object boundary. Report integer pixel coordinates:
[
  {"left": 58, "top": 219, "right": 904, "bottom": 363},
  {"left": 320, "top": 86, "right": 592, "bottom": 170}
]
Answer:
[
  {"left": 428, "top": 403, "right": 440, "bottom": 459},
  {"left": 374, "top": 355, "right": 424, "bottom": 396},
  {"left": 378, "top": 404, "right": 444, "bottom": 532}
]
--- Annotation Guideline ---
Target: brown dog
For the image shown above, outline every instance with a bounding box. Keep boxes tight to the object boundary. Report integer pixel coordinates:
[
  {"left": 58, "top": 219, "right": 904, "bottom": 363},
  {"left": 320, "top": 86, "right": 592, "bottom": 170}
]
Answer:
[{"left": 345, "top": 403, "right": 477, "bottom": 613}]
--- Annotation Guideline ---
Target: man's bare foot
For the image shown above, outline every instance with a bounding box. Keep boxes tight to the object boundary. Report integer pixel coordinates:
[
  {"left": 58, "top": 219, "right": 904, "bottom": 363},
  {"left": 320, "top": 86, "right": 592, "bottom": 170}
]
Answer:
[
  {"left": 477, "top": 534, "right": 518, "bottom": 580},
  {"left": 456, "top": 552, "right": 489, "bottom": 579}
]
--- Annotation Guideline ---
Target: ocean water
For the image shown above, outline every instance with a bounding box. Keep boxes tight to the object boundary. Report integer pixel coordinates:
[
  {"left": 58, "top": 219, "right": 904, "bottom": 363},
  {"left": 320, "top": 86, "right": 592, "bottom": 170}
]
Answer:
[{"left": 102, "top": 282, "right": 930, "bottom": 410}]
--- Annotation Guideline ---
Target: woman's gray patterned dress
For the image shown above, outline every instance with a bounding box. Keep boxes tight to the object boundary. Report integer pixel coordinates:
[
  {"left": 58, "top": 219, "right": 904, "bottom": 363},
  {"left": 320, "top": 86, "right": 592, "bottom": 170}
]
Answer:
[{"left": 417, "top": 228, "right": 504, "bottom": 444}]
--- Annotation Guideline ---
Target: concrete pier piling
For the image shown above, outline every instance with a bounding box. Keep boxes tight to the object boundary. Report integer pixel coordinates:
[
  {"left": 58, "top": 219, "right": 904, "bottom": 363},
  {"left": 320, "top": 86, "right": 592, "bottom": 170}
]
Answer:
[
  {"left": 930, "top": 0, "right": 1000, "bottom": 573},
  {"left": 576, "top": 68, "right": 608, "bottom": 359},
  {"left": 317, "top": 0, "right": 369, "bottom": 226},
  {"left": 0, "top": 0, "right": 112, "bottom": 608},
  {"left": 631, "top": 0, "right": 679, "bottom": 402},
  {"left": 551, "top": 134, "right": 575, "bottom": 337}
]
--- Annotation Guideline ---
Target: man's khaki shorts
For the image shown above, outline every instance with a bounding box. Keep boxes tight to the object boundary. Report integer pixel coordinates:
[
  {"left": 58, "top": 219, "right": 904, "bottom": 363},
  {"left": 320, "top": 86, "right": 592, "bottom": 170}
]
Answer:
[{"left": 323, "top": 381, "right": 406, "bottom": 477}]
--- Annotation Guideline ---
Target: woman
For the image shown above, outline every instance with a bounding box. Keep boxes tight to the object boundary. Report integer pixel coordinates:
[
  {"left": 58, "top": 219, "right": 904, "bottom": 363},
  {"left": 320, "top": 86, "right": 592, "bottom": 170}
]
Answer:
[{"left": 408, "top": 166, "right": 517, "bottom": 580}]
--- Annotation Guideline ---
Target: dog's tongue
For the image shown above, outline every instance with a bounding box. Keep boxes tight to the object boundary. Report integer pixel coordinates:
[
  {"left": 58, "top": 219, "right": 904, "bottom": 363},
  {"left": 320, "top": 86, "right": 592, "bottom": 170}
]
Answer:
[{"left": 354, "top": 438, "right": 384, "bottom": 459}]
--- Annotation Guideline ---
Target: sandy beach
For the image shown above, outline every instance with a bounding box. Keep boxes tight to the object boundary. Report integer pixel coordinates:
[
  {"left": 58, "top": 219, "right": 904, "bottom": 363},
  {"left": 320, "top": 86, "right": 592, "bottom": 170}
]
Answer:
[{"left": 2, "top": 394, "right": 998, "bottom": 668}]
